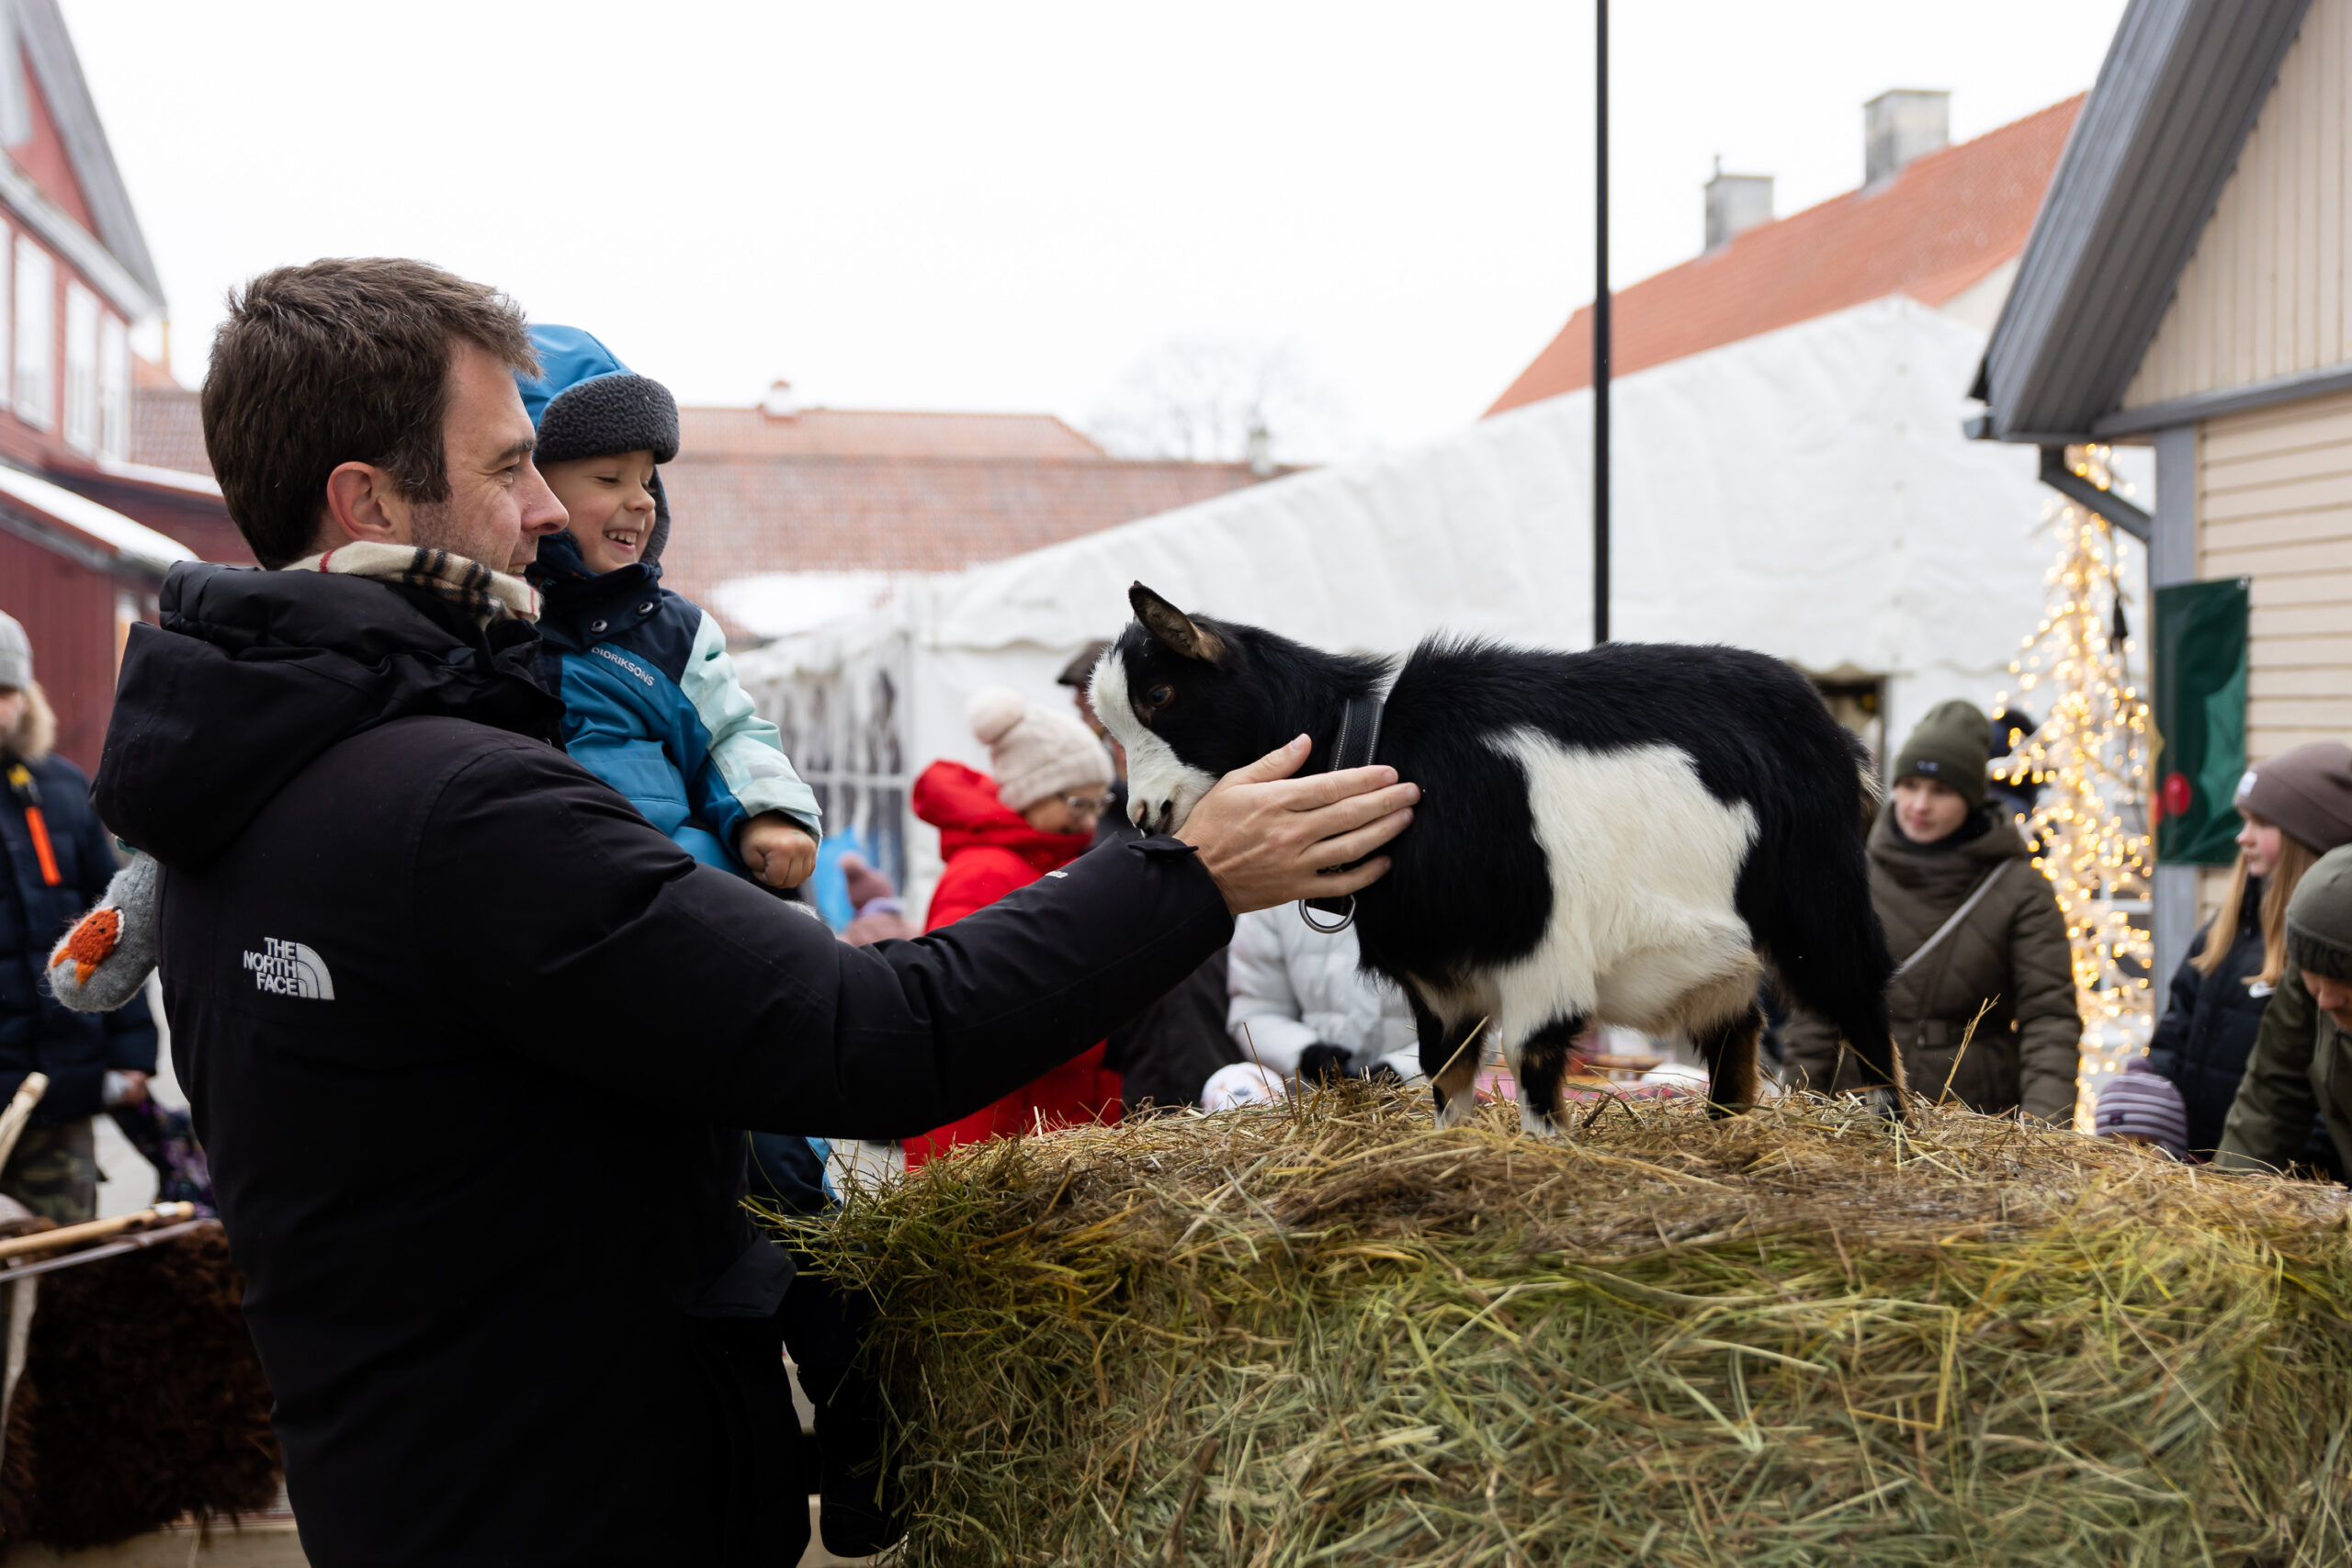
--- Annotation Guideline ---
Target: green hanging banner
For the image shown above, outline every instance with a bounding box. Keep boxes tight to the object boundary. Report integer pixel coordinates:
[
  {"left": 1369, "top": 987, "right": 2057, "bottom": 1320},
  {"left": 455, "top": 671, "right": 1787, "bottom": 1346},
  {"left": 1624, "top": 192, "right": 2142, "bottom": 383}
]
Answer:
[{"left": 2153, "top": 578, "right": 2250, "bottom": 866}]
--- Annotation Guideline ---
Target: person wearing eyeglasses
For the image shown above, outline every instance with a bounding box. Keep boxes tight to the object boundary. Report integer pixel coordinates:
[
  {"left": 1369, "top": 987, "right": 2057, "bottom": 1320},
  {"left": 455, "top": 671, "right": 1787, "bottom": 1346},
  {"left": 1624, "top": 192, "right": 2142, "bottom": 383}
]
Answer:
[{"left": 902, "top": 687, "right": 1122, "bottom": 1166}]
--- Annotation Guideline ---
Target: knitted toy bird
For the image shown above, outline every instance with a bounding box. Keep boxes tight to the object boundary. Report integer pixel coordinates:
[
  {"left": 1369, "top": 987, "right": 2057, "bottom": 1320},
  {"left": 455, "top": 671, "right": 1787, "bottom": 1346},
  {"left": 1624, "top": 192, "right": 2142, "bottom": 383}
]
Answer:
[{"left": 47, "top": 851, "right": 160, "bottom": 1012}]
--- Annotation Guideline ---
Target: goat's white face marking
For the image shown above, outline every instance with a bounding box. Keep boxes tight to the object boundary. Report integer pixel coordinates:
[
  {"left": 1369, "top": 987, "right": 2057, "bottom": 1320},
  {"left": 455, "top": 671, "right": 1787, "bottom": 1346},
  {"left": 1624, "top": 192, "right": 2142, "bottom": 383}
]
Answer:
[{"left": 1090, "top": 649, "right": 1217, "bottom": 835}]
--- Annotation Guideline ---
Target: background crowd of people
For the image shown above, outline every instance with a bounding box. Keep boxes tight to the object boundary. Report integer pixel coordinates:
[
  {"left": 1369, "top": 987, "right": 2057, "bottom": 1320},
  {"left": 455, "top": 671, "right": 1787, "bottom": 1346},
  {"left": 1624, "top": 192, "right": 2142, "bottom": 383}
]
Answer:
[
  {"left": 739, "top": 618, "right": 2336, "bottom": 1201},
  {"left": 813, "top": 662, "right": 2352, "bottom": 1189},
  {"left": 11, "top": 586, "right": 2352, "bottom": 1229}
]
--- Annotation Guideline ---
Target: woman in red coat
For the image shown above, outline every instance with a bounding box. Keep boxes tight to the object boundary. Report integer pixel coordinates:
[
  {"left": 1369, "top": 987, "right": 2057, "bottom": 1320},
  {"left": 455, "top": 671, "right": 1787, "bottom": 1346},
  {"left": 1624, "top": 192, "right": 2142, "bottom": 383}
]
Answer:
[{"left": 903, "top": 687, "right": 1120, "bottom": 1167}]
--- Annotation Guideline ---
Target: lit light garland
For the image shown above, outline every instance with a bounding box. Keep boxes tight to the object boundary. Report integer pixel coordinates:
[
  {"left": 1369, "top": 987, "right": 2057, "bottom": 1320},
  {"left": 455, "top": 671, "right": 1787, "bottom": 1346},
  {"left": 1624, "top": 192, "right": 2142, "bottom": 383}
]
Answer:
[{"left": 1990, "top": 445, "right": 2154, "bottom": 1134}]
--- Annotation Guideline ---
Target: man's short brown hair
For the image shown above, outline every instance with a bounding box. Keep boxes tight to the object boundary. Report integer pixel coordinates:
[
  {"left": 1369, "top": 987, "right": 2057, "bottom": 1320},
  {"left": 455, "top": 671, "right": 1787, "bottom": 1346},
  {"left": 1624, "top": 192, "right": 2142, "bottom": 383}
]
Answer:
[{"left": 201, "top": 259, "right": 538, "bottom": 569}]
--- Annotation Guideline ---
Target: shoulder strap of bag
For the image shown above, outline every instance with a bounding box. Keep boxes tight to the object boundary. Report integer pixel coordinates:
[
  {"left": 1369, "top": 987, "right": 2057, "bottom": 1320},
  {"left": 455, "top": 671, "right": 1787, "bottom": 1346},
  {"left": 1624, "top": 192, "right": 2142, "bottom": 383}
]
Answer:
[{"left": 1891, "top": 861, "right": 2011, "bottom": 982}]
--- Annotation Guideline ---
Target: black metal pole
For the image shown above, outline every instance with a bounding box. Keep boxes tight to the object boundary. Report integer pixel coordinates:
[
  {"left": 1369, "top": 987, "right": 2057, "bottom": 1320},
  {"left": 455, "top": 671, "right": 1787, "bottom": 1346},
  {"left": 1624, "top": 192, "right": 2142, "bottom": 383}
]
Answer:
[{"left": 1592, "top": 0, "right": 1611, "bottom": 647}]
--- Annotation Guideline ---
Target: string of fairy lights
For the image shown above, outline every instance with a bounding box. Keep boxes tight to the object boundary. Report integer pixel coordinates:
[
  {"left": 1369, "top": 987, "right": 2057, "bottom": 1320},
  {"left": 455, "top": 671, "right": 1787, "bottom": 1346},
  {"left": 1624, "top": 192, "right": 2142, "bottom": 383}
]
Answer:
[{"left": 1988, "top": 444, "right": 2154, "bottom": 1131}]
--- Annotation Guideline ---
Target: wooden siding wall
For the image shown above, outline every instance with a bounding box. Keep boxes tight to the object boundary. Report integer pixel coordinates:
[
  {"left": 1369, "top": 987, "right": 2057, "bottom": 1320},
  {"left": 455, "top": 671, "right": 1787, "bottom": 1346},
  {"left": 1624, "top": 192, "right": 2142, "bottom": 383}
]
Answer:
[
  {"left": 0, "top": 527, "right": 119, "bottom": 773},
  {"left": 2197, "top": 390, "right": 2352, "bottom": 761},
  {"left": 2125, "top": 0, "right": 2352, "bottom": 409}
]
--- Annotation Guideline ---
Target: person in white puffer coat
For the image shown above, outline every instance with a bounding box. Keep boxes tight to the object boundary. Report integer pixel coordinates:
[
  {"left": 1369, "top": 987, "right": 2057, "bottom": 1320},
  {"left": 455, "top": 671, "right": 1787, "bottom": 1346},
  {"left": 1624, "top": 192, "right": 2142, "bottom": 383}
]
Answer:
[{"left": 1224, "top": 907, "right": 1422, "bottom": 1087}]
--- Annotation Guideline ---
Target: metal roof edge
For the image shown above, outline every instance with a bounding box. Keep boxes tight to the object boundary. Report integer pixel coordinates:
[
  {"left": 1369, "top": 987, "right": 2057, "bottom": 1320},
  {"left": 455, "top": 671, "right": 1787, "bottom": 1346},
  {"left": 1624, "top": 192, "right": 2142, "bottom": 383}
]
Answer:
[
  {"left": 2092, "top": 360, "right": 2352, "bottom": 435},
  {"left": 1976, "top": 0, "right": 2310, "bottom": 438}
]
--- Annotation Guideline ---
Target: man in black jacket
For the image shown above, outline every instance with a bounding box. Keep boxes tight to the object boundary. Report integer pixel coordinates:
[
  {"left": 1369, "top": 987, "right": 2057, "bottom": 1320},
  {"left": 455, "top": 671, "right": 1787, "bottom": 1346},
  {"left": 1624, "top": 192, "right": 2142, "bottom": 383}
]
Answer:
[{"left": 93, "top": 260, "right": 1415, "bottom": 1567}]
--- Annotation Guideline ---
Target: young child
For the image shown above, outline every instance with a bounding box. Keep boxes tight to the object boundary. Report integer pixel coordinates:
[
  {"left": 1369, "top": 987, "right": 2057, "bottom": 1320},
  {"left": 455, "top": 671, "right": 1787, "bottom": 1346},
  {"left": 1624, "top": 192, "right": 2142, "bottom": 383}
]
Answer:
[
  {"left": 515, "top": 324, "right": 821, "bottom": 887},
  {"left": 49, "top": 331, "right": 821, "bottom": 1002},
  {"left": 519, "top": 328, "right": 902, "bottom": 1551}
]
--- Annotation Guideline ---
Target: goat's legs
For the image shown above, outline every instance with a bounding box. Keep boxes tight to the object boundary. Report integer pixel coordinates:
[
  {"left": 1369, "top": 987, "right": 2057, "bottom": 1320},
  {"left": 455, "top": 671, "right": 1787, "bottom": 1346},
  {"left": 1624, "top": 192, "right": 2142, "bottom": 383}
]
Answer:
[
  {"left": 1511, "top": 1014, "right": 1589, "bottom": 1136},
  {"left": 1690, "top": 1002, "right": 1764, "bottom": 1119},
  {"left": 1408, "top": 989, "right": 1486, "bottom": 1129}
]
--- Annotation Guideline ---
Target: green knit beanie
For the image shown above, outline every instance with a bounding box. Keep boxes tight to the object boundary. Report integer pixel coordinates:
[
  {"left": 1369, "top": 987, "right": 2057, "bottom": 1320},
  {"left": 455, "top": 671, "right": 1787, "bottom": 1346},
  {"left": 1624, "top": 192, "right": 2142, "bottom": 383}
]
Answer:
[
  {"left": 1894, "top": 699, "right": 1989, "bottom": 809},
  {"left": 2286, "top": 844, "right": 2352, "bottom": 986}
]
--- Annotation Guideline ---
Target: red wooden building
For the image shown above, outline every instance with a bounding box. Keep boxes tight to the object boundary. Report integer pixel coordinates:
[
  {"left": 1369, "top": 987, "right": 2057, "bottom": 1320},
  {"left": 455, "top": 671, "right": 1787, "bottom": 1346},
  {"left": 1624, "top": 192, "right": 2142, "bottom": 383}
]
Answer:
[{"left": 0, "top": 1, "right": 226, "bottom": 773}]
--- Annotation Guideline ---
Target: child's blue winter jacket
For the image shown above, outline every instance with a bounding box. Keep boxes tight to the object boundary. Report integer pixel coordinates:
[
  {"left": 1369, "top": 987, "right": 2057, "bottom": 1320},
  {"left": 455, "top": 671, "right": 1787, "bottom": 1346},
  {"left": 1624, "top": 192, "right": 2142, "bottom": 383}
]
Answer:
[
  {"left": 518, "top": 326, "right": 820, "bottom": 872},
  {"left": 531, "top": 536, "right": 820, "bottom": 871}
]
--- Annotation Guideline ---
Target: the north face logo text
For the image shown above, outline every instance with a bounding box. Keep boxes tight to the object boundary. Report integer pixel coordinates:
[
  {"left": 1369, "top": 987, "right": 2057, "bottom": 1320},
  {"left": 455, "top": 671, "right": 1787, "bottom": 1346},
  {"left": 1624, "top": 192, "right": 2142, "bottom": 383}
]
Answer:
[{"left": 242, "top": 939, "right": 335, "bottom": 1000}]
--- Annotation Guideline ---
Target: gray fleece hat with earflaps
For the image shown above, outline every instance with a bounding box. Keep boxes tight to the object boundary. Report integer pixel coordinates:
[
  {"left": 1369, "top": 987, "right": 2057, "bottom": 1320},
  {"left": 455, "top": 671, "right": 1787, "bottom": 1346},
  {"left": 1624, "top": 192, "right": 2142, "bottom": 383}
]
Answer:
[{"left": 2286, "top": 843, "right": 2352, "bottom": 987}]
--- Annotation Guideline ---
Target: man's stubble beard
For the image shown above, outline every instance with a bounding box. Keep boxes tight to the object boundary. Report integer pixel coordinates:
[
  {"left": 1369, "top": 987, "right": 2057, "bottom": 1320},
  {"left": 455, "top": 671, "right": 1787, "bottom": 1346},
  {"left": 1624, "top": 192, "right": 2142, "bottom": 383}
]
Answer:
[{"left": 409, "top": 498, "right": 528, "bottom": 576}]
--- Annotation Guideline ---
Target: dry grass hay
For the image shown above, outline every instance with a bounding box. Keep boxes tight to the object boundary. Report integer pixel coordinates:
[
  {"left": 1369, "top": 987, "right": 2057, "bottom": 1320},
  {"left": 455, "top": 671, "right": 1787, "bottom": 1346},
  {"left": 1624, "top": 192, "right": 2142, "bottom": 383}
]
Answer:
[{"left": 779, "top": 1085, "right": 2352, "bottom": 1567}]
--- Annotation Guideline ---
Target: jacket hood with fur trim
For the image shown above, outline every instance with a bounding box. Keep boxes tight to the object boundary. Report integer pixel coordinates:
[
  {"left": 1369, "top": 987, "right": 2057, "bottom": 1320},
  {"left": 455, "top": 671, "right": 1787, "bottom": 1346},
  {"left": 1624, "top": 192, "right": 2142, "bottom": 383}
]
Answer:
[{"left": 93, "top": 562, "right": 560, "bottom": 869}]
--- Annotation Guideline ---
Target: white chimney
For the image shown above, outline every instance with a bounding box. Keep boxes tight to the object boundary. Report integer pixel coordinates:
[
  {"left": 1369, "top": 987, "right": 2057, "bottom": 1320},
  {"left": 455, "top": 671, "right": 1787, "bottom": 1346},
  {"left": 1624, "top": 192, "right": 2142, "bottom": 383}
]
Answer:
[
  {"left": 1704, "top": 157, "right": 1774, "bottom": 250},
  {"left": 762, "top": 378, "right": 799, "bottom": 419},
  {"left": 1863, "top": 89, "right": 1950, "bottom": 186},
  {"left": 1245, "top": 423, "right": 1274, "bottom": 479}
]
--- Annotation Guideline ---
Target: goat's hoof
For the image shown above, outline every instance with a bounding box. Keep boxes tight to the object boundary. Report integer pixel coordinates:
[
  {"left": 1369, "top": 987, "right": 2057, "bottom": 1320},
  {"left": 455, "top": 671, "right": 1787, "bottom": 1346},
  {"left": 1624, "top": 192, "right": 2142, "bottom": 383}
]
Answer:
[
  {"left": 1861, "top": 1087, "right": 1908, "bottom": 1124},
  {"left": 1518, "top": 1103, "right": 1565, "bottom": 1138},
  {"left": 1434, "top": 1095, "right": 1476, "bottom": 1130}
]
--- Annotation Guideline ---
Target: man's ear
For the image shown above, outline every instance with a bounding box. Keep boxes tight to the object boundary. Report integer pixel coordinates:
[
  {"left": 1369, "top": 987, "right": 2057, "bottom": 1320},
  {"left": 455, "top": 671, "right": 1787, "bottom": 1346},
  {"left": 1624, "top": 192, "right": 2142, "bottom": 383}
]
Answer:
[
  {"left": 1129, "top": 581, "right": 1226, "bottom": 665},
  {"left": 321, "top": 460, "right": 407, "bottom": 552}
]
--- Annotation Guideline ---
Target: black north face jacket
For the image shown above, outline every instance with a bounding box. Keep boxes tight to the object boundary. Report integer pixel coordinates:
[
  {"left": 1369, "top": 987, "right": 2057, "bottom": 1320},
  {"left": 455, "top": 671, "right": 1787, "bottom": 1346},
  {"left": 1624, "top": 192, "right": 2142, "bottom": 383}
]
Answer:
[{"left": 94, "top": 564, "right": 1230, "bottom": 1567}]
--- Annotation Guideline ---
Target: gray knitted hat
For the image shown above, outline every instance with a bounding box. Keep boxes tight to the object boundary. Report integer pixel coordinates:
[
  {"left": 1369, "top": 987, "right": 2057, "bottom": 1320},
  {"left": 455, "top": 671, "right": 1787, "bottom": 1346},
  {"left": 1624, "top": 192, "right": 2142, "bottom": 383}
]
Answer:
[
  {"left": 0, "top": 611, "right": 28, "bottom": 691},
  {"left": 2285, "top": 844, "right": 2352, "bottom": 986},
  {"left": 2235, "top": 741, "right": 2352, "bottom": 856}
]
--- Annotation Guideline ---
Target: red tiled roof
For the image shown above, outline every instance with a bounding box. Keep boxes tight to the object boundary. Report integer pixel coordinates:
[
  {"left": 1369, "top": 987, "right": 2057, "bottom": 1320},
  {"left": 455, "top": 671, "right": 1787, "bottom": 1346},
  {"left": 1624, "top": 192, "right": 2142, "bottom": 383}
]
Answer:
[
  {"left": 659, "top": 453, "right": 1270, "bottom": 636},
  {"left": 131, "top": 394, "right": 1113, "bottom": 477},
  {"left": 133, "top": 386, "right": 209, "bottom": 475},
  {"left": 680, "top": 407, "right": 1104, "bottom": 459},
  {"left": 1487, "top": 95, "right": 2083, "bottom": 415},
  {"left": 132, "top": 387, "right": 1272, "bottom": 637}
]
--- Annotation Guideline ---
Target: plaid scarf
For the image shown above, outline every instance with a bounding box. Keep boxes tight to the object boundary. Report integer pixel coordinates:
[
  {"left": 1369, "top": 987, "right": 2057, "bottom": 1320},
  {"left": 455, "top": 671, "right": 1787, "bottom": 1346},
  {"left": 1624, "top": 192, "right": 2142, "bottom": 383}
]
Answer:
[{"left": 283, "top": 542, "right": 541, "bottom": 626}]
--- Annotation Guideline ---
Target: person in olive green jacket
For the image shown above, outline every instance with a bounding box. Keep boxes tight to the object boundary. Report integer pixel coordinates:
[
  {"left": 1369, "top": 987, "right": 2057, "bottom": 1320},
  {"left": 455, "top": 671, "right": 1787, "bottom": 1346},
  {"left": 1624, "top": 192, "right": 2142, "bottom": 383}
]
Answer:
[
  {"left": 1781, "top": 700, "right": 2083, "bottom": 1122},
  {"left": 2216, "top": 844, "right": 2352, "bottom": 1176}
]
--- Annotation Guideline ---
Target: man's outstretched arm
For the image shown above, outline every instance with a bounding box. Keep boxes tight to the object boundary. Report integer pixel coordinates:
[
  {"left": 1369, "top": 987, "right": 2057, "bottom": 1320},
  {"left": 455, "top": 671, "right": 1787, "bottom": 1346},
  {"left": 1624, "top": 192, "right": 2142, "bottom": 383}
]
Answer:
[{"left": 424, "top": 735, "right": 1415, "bottom": 1139}]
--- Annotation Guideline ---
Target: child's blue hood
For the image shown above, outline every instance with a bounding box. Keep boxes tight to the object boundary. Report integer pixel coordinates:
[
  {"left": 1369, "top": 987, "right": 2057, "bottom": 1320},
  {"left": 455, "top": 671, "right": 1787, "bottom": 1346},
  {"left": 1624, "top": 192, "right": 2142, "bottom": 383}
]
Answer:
[{"left": 516, "top": 326, "right": 636, "bottom": 429}]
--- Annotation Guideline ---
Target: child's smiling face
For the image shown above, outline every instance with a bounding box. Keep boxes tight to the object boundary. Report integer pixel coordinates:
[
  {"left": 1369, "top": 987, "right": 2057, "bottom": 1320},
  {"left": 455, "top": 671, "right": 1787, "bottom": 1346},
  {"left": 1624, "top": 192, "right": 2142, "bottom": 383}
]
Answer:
[{"left": 541, "top": 451, "right": 659, "bottom": 574}]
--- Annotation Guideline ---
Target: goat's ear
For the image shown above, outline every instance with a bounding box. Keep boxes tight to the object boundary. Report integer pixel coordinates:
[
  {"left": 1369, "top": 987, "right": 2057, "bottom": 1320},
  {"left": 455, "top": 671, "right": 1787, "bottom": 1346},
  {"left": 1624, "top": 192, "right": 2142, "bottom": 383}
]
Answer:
[{"left": 1129, "top": 581, "right": 1227, "bottom": 665}]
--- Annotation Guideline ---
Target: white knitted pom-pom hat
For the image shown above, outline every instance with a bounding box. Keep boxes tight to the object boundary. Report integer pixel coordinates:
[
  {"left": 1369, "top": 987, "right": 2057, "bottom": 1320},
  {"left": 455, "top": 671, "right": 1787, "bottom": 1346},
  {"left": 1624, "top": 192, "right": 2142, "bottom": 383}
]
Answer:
[{"left": 967, "top": 686, "right": 1114, "bottom": 812}]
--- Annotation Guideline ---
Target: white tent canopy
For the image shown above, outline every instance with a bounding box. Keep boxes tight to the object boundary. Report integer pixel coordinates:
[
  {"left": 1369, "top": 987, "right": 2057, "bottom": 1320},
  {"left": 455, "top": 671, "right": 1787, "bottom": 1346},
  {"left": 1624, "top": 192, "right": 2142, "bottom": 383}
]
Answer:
[{"left": 738, "top": 296, "right": 2147, "bottom": 912}]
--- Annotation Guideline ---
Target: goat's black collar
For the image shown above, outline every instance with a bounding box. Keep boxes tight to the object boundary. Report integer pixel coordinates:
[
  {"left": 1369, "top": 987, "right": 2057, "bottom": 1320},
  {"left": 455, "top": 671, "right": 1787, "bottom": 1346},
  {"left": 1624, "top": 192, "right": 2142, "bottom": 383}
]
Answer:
[
  {"left": 1317, "top": 694, "right": 1386, "bottom": 775},
  {"left": 1298, "top": 692, "right": 1386, "bottom": 937}
]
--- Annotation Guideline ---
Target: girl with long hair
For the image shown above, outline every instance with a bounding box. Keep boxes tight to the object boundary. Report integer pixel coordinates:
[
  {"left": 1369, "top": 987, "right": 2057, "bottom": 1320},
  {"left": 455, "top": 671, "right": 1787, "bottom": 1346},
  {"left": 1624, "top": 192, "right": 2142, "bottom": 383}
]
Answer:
[{"left": 2148, "top": 741, "right": 2352, "bottom": 1166}]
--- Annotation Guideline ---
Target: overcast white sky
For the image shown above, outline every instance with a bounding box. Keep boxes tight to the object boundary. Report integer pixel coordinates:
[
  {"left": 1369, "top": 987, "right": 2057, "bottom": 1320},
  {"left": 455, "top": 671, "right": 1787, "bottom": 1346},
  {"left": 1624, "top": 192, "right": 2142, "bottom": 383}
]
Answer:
[{"left": 63, "top": 1, "right": 2128, "bottom": 451}]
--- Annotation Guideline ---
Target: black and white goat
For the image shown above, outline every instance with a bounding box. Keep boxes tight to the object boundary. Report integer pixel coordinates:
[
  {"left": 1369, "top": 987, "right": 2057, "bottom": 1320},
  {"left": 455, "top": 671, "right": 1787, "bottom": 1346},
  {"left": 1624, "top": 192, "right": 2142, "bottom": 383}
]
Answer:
[{"left": 1091, "top": 584, "right": 1904, "bottom": 1131}]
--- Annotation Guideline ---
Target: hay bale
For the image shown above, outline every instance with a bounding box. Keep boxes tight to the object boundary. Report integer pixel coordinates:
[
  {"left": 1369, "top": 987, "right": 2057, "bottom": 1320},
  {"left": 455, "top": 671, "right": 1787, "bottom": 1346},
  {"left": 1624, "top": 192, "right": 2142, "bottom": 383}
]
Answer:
[{"left": 781, "top": 1086, "right": 2352, "bottom": 1566}]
